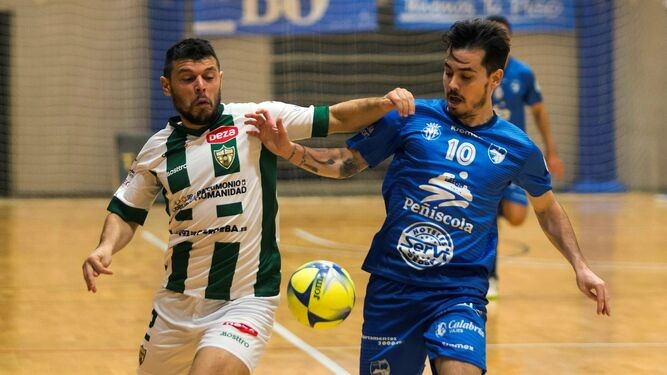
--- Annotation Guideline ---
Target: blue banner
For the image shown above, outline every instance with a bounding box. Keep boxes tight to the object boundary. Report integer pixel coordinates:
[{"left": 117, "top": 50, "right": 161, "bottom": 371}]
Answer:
[
  {"left": 394, "top": 0, "right": 574, "bottom": 32},
  {"left": 193, "top": 0, "right": 377, "bottom": 35}
]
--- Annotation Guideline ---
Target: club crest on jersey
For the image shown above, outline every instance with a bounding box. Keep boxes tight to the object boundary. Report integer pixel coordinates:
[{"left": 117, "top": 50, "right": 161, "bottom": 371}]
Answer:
[
  {"left": 422, "top": 122, "right": 441, "bottom": 140},
  {"left": 215, "top": 145, "right": 236, "bottom": 169},
  {"left": 370, "top": 359, "right": 390, "bottom": 375},
  {"left": 488, "top": 144, "right": 507, "bottom": 164},
  {"left": 207, "top": 126, "right": 238, "bottom": 144},
  {"left": 511, "top": 80, "right": 521, "bottom": 94},
  {"left": 397, "top": 222, "right": 454, "bottom": 270}
]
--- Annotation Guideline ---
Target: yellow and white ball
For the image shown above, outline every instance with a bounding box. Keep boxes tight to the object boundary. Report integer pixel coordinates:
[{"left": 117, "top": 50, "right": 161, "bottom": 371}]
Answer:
[{"left": 286, "top": 260, "right": 356, "bottom": 329}]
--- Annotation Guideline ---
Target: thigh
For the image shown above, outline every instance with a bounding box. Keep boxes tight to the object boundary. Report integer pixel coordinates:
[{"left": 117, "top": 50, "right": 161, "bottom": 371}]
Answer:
[
  {"left": 425, "top": 302, "right": 487, "bottom": 374},
  {"left": 138, "top": 293, "right": 201, "bottom": 375},
  {"left": 359, "top": 276, "right": 429, "bottom": 375},
  {"left": 196, "top": 295, "right": 279, "bottom": 373}
]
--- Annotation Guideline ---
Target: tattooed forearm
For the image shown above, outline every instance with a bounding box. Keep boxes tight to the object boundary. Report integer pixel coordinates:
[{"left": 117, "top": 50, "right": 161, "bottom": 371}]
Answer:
[{"left": 288, "top": 144, "right": 364, "bottom": 179}]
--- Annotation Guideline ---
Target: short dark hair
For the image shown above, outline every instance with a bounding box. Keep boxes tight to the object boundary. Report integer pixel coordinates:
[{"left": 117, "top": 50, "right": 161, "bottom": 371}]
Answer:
[
  {"left": 486, "top": 15, "right": 512, "bottom": 33},
  {"left": 163, "top": 38, "right": 220, "bottom": 78},
  {"left": 442, "top": 19, "right": 510, "bottom": 75}
]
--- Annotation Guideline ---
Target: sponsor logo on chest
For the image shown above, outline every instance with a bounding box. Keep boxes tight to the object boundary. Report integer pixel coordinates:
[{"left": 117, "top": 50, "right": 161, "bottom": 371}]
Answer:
[{"left": 207, "top": 126, "right": 238, "bottom": 144}]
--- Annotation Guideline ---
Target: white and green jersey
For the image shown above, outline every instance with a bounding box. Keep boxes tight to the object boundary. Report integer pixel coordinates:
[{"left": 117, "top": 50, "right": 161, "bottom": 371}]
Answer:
[{"left": 109, "top": 102, "right": 329, "bottom": 300}]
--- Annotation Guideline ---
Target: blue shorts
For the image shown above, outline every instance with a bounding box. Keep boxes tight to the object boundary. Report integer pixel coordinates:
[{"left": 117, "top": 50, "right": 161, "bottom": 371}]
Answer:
[
  {"left": 502, "top": 183, "right": 528, "bottom": 205},
  {"left": 360, "top": 275, "right": 487, "bottom": 375}
]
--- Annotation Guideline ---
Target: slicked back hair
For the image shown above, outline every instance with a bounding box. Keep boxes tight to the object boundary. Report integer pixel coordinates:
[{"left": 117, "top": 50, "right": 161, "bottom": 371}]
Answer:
[
  {"left": 442, "top": 19, "right": 510, "bottom": 75},
  {"left": 486, "top": 15, "right": 512, "bottom": 34},
  {"left": 163, "top": 38, "right": 220, "bottom": 78}
]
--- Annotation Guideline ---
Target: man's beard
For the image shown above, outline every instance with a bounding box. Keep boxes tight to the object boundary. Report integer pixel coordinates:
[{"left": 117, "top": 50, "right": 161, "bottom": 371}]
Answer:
[
  {"left": 172, "top": 92, "right": 221, "bottom": 126},
  {"left": 449, "top": 82, "right": 489, "bottom": 122}
]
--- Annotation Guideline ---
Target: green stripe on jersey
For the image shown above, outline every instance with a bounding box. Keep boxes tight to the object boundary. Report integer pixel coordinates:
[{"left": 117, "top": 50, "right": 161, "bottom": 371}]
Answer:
[
  {"left": 166, "top": 242, "right": 192, "bottom": 293},
  {"left": 255, "top": 146, "right": 281, "bottom": 297},
  {"left": 107, "top": 196, "right": 148, "bottom": 225},
  {"left": 212, "top": 114, "right": 235, "bottom": 129},
  {"left": 216, "top": 202, "right": 243, "bottom": 217},
  {"left": 174, "top": 209, "right": 192, "bottom": 221},
  {"left": 165, "top": 130, "right": 190, "bottom": 193},
  {"left": 205, "top": 242, "right": 240, "bottom": 299},
  {"left": 312, "top": 106, "right": 329, "bottom": 137}
]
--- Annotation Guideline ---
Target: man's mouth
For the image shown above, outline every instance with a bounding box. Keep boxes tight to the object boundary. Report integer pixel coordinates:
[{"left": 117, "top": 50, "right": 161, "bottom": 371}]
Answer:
[{"left": 448, "top": 95, "right": 463, "bottom": 104}]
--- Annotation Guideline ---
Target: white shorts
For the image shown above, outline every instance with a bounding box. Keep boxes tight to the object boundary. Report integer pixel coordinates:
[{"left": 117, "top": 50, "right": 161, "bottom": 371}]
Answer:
[{"left": 137, "top": 289, "right": 279, "bottom": 375}]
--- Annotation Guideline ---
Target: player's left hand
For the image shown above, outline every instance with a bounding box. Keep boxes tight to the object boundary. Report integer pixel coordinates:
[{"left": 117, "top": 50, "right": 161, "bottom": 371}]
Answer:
[
  {"left": 575, "top": 266, "right": 611, "bottom": 316},
  {"left": 382, "top": 87, "right": 415, "bottom": 117}
]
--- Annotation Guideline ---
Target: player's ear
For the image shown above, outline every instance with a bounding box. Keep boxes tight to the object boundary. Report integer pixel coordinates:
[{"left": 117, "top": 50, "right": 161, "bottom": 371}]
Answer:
[
  {"left": 490, "top": 69, "right": 503, "bottom": 89},
  {"left": 160, "top": 76, "right": 171, "bottom": 97}
]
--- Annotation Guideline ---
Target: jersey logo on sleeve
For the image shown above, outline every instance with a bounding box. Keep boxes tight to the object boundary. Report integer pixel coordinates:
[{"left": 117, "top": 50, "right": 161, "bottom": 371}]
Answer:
[{"left": 207, "top": 126, "right": 238, "bottom": 144}]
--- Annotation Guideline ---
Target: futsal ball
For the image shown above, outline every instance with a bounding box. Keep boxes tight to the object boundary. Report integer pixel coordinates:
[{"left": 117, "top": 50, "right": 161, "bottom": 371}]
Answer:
[{"left": 286, "top": 260, "right": 356, "bottom": 329}]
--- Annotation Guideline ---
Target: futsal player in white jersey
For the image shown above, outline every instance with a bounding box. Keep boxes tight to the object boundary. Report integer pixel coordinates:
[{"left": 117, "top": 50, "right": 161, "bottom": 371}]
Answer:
[
  {"left": 81, "top": 38, "right": 414, "bottom": 375},
  {"left": 249, "top": 20, "right": 610, "bottom": 375}
]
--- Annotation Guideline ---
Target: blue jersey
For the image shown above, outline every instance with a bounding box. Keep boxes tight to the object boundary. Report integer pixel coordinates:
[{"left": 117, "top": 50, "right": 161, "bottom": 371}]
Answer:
[
  {"left": 347, "top": 99, "right": 551, "bottom": 295},
  {"left": 492, "top": 57, "right": 543, "bottom": 131}
]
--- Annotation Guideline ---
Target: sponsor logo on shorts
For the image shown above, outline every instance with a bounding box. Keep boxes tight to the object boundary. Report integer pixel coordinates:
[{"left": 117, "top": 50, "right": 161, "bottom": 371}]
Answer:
[
  {"left": 397, "top": 222, "right": 454, "bottom": 270},
  {"left": 207, "top": 126, "right": 238, "bottom": 144},
  {"left": 223, "top": 321, "right": 258, "bottom": 337},
  {"left": 370, "top": 359, "right": 390, "bottom": 374},
  {"left": 435, "top": 320, "right": 485, "bottom": 338},
  {"left": 443, "top": 342, "right": 475, "bottom": 352},
  {"left": 220, "top": 331, "right": 251, "bottom": 348},
  {"left": 361, "top": 335, "right": 402, "bottom": 347}
]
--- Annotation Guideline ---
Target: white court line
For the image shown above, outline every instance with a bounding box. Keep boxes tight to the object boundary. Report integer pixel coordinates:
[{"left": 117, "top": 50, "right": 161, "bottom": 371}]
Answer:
[
  {"left": 140, "top": 230, "right": 349, "bottom": 375},
  {"left": 292, "top": 228, "right": 367, "bottom": 251},
  {"left": 272, "top": 323, "right": 350, "bottom": 375},
  {"left": 294, "top": 228, "right": 667, "bottom": 272}
]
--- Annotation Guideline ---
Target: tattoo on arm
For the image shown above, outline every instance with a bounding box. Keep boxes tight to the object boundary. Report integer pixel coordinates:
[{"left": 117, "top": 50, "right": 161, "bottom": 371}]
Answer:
[{"left": 293, "top": 146, "right": 362, "bottom": 178}]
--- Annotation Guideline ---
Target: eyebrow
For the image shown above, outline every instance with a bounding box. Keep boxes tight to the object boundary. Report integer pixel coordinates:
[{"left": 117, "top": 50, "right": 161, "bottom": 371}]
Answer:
[
  {"left": 175, "top": 65, "right": 218, "bottom": 74},
  {"left": 444, "top": 61, "right": 477, "bottom": 73}
]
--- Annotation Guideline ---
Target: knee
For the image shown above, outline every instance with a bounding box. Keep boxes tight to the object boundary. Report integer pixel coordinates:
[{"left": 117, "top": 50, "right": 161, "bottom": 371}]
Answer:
[{"left": 501, "top": 204, "right": 528, "bottom": 226}]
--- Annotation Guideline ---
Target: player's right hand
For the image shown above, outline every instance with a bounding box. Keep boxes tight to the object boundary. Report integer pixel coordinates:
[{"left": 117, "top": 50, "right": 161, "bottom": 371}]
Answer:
[{"left": 82, "top": 248, "right": 114, "bottom": 293}]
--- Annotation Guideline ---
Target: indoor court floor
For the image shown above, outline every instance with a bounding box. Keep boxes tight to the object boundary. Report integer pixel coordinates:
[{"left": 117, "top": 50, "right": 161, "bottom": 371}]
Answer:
[{"left": 0, "top": 193, "right": 665, "bottom": 374}]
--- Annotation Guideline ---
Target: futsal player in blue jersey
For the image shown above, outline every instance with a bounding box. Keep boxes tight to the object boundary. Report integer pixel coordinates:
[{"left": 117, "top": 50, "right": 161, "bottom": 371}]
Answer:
[
  {"left": 248, "top": 19, "right": 610, "bottom": 375},
  {"left": 485, "top": 15, "right": 565, "bottom": 299}
]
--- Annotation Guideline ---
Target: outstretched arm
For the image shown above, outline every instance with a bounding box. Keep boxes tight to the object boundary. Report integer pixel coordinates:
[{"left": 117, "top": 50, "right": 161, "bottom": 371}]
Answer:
[
  {"left": 528, "top": 190, "right": 611, "bottom": 316},
  {"left": 246, "top": 109, "right": 368, "bottom": 179},
  {"left": 82, "top": 213, "right": 138, "bottom": 293},
  {"left": 531, "top": 103, "right": 564, "bottom": 179},
  {"left": 328, "top": 87, "right": 414, "bottom": 134}
]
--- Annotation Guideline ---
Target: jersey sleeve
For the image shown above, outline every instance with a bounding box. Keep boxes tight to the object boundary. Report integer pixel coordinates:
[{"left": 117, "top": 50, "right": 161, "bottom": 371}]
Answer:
[
  {"left": 513, "top": 144, "right": 552, "bottom": 197},
  {"left": 108, "top": 144, "right": 162, "bottom": 225},
  {"left": 258, "top": 101, "right": 329, "bottom": 141},
  {"left": 346, "top": 111, "right": 403, "bottom": 168},
  {"left": 523, "top": 68, "right": 543, "bottom": 106}
]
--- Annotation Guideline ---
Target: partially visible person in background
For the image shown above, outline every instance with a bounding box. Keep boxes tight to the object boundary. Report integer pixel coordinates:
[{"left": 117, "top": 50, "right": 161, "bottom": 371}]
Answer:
[{"left": 486, "top": 14, "right": 565, "bottom": 299}]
